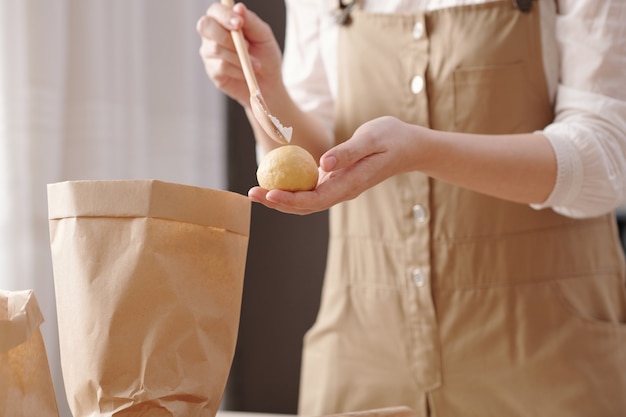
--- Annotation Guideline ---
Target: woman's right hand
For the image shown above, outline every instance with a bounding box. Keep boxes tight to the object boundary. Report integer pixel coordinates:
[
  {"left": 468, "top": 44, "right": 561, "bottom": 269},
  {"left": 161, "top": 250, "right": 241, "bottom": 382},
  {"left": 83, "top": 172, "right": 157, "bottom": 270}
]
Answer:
[
  {"left": 196, "top": 2, "right": 284, "bottom": 108},
  {"left": 197, "top": 1, "right": 332, "bottom": 161}
]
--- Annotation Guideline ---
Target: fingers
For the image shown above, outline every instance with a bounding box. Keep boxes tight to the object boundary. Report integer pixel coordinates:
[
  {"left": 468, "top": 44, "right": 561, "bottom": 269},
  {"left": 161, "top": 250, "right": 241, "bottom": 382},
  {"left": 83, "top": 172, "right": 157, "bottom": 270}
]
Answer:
[
  {"left": 248, "top": 187, "right": 319, "bottom": 215},
  {"left": 196, "top": 2, "right": 243, "bottom": 34},
  {"left": 196, "top": 4, "right": 239, "bottom": 59},
  {"left": 247, "top": 166, "right": 363, "bottom": 215},
  {"left": 197, "top": 1, "right": 282, "bottom": 104},
  {"left": 198, "top": 24, "right": 243, "bottom": 83},
  {"left": 198, "top": 30, "right": 245, "bottom": 90},
  {"left": 196, "top": 15, "right": 230, "bottom": 46},
  {"left": 197, "top": 2, "right": 264, "bottom": 43},
  {"left": 196, "top": 3, "right": 251, "bottom": 99}
]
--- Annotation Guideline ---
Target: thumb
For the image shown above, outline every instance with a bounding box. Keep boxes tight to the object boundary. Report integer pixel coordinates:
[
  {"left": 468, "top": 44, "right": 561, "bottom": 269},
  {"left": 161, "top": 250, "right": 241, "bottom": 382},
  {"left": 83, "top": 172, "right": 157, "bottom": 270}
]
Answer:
[
  {"left": 320, "top": 140, "right": 368, "bottom": 172},
  {"left": 235, "top": 3, "right": 272, "bottom": 44}
]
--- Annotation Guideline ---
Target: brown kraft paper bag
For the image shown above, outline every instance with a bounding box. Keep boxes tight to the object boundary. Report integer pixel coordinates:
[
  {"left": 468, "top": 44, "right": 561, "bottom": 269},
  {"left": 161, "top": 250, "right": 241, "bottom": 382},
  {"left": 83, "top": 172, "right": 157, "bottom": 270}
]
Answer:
[
  {"left": 0, "top": 289, "right": 60, "bottom": 417},
  {"left": 47, "top": 180, "right": 251, "bottom": 417}
]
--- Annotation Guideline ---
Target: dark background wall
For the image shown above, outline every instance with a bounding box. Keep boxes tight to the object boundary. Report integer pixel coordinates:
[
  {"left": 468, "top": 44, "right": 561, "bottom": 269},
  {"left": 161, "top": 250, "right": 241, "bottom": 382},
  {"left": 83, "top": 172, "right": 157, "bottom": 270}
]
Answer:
[{"left": 223, "top": 1, "right": 328, "bottom": 413}]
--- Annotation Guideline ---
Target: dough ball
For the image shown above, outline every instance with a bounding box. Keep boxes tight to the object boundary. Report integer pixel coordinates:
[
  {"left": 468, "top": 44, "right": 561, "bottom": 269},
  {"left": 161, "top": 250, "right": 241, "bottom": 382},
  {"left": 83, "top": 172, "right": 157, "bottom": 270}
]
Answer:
[{"left": 256, "top": 145, "right": 319, "bottom": 191}]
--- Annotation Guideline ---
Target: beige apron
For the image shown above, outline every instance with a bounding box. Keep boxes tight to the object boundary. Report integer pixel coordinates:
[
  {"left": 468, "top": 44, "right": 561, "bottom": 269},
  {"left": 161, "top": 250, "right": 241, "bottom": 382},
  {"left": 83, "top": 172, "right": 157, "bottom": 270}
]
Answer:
[{"left": 298, "top": 1, "right": 626, "bottom": 416}]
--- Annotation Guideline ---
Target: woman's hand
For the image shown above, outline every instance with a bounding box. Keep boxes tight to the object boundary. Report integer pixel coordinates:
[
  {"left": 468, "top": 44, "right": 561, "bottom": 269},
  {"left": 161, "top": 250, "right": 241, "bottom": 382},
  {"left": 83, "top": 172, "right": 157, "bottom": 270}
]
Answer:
[
  {"left": 196, "top": 1, "right": 332, "bottom": 161},
  {"left": 248, "top": 116, "right": 421, "bottom": 215},
  {"left": 248, "top": 113, "right": 559, "bottom": 215},
  {"left": 196, "top": 2, "right": 283, "bottom": 107}
]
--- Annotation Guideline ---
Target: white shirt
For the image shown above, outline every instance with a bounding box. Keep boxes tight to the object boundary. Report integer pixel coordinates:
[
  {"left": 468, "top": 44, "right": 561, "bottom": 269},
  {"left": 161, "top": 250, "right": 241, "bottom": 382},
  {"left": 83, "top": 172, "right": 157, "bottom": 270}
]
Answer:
[{"left": 281, "top": 0, "right": 626, "bottom": 218}]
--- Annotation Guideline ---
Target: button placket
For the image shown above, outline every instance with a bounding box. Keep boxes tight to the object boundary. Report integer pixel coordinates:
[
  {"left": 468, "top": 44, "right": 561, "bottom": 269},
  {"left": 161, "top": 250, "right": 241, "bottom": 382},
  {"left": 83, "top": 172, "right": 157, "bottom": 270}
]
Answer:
[
  {"left": 400, "top": 13, "right": 440, "bottom": 390},
  {"left": 410, "top": 202, "right": 429, "bottom": 289},
  {"left": 408, "top": 15, "right": 428, "bottom": 98}
]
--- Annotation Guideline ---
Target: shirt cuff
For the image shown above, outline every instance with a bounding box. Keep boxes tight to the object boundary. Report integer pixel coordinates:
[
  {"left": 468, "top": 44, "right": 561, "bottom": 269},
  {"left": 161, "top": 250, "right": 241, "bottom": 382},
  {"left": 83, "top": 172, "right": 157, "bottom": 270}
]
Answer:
[{"left": 530, "top": 124, "right": 584, "bottom": 214}]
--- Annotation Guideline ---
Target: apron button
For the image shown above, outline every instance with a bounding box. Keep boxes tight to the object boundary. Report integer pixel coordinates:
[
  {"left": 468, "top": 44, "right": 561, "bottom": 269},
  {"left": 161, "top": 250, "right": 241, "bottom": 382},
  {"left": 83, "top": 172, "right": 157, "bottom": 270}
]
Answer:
[
  {"left": 410, "top": 75, "right": 424, "bottom": 94},
  {"left": 412, "top": 204, "right": 428, "bottom": 223},
  {"left": 412, "top": 21, "right": 425, "bottom": 39},
  {"left": 411, "top": 268, "right": 426, "bottom": 287}
]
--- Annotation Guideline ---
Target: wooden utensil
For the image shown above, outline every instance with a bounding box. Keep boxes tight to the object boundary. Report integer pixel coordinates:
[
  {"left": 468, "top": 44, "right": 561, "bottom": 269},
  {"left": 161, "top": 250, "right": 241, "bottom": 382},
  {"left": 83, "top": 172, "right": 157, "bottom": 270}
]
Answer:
[{"left": 221, "top": 0, "right": 291, "bottom": 144}]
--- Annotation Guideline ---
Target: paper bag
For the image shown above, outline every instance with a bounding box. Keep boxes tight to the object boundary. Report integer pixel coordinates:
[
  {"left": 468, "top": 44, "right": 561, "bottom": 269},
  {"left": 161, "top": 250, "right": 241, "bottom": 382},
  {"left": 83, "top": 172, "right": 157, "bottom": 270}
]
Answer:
[
  {"left": 47, "top": 180, "right": 251, "bottom": 417},
  {"left": 0, "top": 289, "right": 60, "bottom": 417}
]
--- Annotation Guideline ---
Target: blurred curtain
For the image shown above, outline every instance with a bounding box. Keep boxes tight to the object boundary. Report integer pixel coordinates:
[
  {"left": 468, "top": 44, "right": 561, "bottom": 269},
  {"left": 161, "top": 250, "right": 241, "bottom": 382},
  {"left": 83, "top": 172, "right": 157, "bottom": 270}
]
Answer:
[{"left": 0, "top": 1, "right": 224, "bottom": 416}]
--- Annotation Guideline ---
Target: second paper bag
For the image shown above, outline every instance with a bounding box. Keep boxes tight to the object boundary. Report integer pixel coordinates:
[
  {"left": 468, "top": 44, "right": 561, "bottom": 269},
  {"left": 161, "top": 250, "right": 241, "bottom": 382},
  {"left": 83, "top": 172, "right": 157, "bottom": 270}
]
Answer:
[{"left": 48, "top": 180, "right": 251, "bottom": 417}]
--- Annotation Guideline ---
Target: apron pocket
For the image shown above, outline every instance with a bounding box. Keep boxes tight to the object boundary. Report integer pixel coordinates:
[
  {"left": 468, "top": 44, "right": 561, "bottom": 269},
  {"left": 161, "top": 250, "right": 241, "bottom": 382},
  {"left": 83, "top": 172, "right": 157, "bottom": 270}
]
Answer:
[
  {"left": 437, "top": 279, "right": 626, "bottom": 415},
  {"left": 549, "top": 273, "right": 626, "bottom": 329}
]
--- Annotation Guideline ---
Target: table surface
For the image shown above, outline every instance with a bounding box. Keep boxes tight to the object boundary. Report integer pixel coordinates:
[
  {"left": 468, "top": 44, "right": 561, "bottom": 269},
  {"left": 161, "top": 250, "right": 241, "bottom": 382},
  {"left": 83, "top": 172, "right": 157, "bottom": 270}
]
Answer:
[{"left": 217, "top": 410, "right": 295, "bottom": 417}]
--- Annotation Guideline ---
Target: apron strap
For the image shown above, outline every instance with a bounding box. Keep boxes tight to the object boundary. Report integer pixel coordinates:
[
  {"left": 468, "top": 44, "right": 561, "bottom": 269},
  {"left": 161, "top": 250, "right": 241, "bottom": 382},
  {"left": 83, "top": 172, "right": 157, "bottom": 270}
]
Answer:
[
  {"left": 516, "top": 0, "right": 532, "bottom": 12},
  {"left": 335, "top": 0, "right": 357, "bottom": 25}
]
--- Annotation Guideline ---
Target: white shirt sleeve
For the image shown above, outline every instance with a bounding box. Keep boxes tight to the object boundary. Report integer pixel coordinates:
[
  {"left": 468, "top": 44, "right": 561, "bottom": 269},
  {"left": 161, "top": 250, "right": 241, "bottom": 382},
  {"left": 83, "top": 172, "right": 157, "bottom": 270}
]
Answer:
[
  {"left": 282, "top": 0, "right": 335, "bottom": 140},
  {"left": 532, "top": 0, "right": 626, "bottom": 218}
]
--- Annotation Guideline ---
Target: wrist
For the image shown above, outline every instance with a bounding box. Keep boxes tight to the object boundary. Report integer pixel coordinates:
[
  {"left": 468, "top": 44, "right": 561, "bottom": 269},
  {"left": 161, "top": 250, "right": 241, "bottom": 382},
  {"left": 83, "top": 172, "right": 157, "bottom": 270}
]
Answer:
[{"left": 400, "top": 122, "right": 439, "bottom": 173}]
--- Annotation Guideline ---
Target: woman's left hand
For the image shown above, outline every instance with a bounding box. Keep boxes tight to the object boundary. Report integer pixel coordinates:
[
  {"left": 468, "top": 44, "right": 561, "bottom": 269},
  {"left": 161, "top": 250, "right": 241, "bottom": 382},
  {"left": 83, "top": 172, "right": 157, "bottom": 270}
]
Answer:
[{"left": 248, "top": 116, "right": 420, "bottom": 215}]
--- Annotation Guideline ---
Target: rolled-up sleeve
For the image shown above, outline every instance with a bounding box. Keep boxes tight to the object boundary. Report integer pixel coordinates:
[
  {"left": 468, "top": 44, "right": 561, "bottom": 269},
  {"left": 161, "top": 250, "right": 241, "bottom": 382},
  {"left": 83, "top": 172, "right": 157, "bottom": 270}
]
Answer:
[{"left": 533, "top": 0, "right": 626, "bottom": 218}]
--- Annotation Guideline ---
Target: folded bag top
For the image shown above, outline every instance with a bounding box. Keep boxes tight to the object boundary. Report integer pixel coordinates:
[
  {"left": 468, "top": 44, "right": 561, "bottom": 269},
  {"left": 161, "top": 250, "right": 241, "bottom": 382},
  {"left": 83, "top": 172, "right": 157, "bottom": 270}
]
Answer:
[
  {"left": 0, "top": 289, "right": 45, "bottom": 354},
  {"left": 47, "top": 180, "right": 251, "bottom": 237}
]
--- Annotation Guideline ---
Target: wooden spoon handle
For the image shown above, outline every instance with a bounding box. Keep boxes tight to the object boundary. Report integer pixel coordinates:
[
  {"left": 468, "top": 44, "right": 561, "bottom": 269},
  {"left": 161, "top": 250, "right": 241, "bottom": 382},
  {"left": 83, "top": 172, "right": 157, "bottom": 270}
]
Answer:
[{"left": 221, "top": 0, "right": 259, "bottom": 95}]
